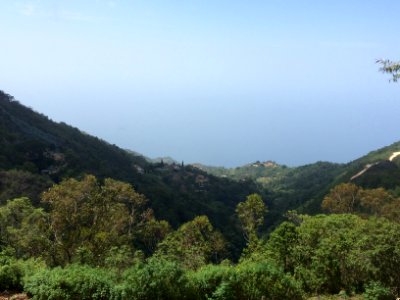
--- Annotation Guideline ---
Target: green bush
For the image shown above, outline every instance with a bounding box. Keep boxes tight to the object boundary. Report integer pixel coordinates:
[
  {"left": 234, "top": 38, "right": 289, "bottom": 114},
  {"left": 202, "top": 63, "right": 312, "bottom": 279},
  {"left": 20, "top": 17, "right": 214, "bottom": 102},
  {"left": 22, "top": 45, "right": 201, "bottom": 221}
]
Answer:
[
  {"left": 188, "top": 264, "right": 234, "bottom": 300},
  {"left": 0, "top": 263, "right": 24, "bottom": 290},
  {"left": 363, "top": 282, "right": 392, "bottom": 300},
  {"left": 24, "top": 264, "right": 116, "bottom": 300},
  {"left": 114, "top": 257, "right": 190, "bottom": 300},
  {"left": 0, "top": 249, "right": 34, "bottom": 291},
  {"left": 188, "top": 261, "right": 303, "bottom": 300},
  {"left": 227, "top": 261, "right": 303, "bottom": 300}
]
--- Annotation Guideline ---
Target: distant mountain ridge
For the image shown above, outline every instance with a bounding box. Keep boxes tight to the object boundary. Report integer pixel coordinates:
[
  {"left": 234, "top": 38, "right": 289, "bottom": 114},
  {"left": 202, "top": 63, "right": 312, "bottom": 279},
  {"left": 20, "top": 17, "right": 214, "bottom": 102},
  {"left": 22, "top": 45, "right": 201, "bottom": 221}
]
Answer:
[{"left": 192, "top": 142, "right": 400, "bottom": 188}]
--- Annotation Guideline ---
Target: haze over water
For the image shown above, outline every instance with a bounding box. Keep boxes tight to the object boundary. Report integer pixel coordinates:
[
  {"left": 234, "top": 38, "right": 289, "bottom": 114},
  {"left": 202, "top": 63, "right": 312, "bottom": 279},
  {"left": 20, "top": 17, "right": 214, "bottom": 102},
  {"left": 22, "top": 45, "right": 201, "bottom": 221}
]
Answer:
[{"left": 1, "top": 1, "right": 399, "bottom": 167}]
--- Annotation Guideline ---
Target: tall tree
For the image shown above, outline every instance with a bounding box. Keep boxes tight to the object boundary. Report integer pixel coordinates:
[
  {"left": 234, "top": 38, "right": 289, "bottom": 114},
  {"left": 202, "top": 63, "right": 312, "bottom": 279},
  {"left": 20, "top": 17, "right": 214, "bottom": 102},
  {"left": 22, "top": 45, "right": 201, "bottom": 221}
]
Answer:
[{"left": 236, "top": 193, "right": 267, "bottom": 252}]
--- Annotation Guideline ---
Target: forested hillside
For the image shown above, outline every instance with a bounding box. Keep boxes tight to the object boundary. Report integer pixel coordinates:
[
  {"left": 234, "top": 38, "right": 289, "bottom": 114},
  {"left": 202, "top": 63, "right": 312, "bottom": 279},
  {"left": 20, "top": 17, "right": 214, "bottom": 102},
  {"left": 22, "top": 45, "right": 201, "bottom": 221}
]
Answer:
[
  {"left": 0, "top": 90, "right": 262, "bottom": 255},
  {"left": 2, "top": 90, "right": 400, "bottom": 299},
  {"left": 193, "top": 141, "right": 400, "bottom": 216}
]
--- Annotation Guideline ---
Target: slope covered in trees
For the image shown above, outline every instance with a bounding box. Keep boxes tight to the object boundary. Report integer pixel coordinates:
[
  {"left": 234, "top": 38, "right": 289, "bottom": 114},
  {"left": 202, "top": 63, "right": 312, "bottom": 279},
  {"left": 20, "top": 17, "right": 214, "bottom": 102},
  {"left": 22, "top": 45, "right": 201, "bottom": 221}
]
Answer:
[
  {"left": 2, "top": 178, "right": 400, "bottom": 299},
  {"left": 2, "top": 89, "right": 400, "bottom": 298},
  {"left": 0, "top": 90, "right": 262, "bottom": 256},
  {"left": 194, "top": 141, "right": 400, "bottom": 216}
]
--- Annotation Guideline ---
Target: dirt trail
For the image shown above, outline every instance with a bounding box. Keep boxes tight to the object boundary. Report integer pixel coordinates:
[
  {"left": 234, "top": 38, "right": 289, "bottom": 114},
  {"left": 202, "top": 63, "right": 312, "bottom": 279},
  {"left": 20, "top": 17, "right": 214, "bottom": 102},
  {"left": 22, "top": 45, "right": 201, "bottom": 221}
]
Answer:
[
  {"left": 0, "top": 293, "right": 28, "bottom": 300},
  {"left": 351, "top": 151, "right": 400, "bottom": 181},
  {"left": 389, "top": 151, "right": 400, "bottom": 161},
  {"left": 350, "top": 163, "right": 378, "bottom": 181}
]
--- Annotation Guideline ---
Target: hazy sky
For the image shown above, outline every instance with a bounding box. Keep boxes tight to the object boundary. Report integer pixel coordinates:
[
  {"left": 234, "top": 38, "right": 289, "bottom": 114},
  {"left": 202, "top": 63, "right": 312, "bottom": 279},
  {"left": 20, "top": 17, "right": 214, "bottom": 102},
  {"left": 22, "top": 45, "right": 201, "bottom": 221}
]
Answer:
[{"left": 1, "top": 1, "right": 399, "bottom": 167}]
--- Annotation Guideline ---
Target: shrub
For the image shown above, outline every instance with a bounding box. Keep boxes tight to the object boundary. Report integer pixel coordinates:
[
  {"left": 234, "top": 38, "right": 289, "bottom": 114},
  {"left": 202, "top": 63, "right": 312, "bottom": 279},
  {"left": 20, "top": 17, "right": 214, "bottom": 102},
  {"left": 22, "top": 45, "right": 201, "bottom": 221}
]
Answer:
[
  {"left": 114, "top": 257, "right": 190, "bottom": 300},
  {"left": 188, "top": 264, "right": 234, "bottom": 300},
  {"left": 363, "top": 282, "right": 392, "bottom": 300},
  {"left": 0, "top": 249, "right": 33, "bottom": 291},
  {"left": 24, "top": 264, "right": 116, "bottom": 300},
  {"left": 227, "top": 261, "right": 303, "bottom": 300},
  {"left": 0, "top": 263, "right": 24, "bottom": 290},
  {"left": 188, "top": 261, "right": 303, "bottom": 300}
]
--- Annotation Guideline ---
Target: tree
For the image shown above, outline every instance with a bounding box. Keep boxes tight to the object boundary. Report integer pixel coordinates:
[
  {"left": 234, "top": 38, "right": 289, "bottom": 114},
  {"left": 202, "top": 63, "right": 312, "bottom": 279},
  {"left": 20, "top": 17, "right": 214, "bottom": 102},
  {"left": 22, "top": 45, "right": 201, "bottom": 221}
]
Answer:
[
  {"left": 359, "top": 187, "right": 393, "bottom": 216},
  {"left": 155, "top": 215, "right": 226, "bottom": 269},
  {"left": 322, "top": 183, "right": 400, "bottom": 220},
  {"left": 139, "top": 219, "right": 172, "bottom": 254},
  {"left": 235, "top": 194, "right": 267, "bottom": 245},
  {"left": 321, "top": 183, "right": 361, "bottom": 213},
  {"left": 41, "top": 175, "right": 149, "bottom": 265},
  {"left": 0, "top": 170, "right": 52, "bottom": 206},
  {"left": 380, "top": 198, "right": 400, "bottom": 223},
  {"left": 377, "top": 59, "right": 400, "bottom": 82},
  {"left": 0, "top": 197, "right": 50, "bottom": 259}
]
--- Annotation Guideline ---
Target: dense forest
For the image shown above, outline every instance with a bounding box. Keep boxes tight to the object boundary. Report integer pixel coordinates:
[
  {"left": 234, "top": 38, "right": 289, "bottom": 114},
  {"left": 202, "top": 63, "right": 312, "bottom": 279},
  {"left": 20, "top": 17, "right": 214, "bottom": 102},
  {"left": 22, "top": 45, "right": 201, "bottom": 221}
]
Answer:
[{"left": 1, "top": 90, "right": 400, "bottom": 299}]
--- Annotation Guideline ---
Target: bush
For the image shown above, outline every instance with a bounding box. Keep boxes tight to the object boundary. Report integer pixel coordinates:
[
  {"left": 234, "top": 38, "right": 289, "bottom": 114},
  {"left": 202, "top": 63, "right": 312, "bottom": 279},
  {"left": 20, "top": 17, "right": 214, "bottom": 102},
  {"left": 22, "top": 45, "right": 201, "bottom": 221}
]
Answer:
[
  {"left": 114, "top": 257, "right": 190, "bottom": 300},
  {"left": 0, "top": 263, "right": 24, "bottom": 290},
  {"left": 188, "top": 264, "right": 234, "bottom": 300},
  {"left": 188, "top": 261, "right": 303, "bottom": 300},
  {"left": 0, "top": 249, "right": 36, "bottom": 291},
  {"left": 24, "top": 264, "right": 116, "bottom": 300},
  {"left": 363, "top": 282, "right": 392, "bottom": 300},
  {"left": 227, "top": 262, "right": 303, "bottom": 300}
]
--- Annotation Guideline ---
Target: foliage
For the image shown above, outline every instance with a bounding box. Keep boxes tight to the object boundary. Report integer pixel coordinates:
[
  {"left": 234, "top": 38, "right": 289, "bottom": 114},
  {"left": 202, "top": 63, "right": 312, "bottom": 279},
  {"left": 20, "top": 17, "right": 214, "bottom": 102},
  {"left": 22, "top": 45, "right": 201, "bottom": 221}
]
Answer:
[
  {"left": 236, "top": 194, "right": 267, "bottom": 241},
  {"left": 282, "top": 214, "right": 400, "bottom": 295},
  {"left": 41, "top": 175, "right": 148, "bottom": 265},
  {"left": 196, "top": 161, "right": 344, "bottom": 222},
  {"left": 155, "top": 215, "right": 227, "bottom": 269},
  {"left": 0, "top": 198, "right": 50, "bottom": 259},
  {"left": 322, "top": 183, "right": 400, "bottom": 222},
  {"left": 363, "top": 281, "right": 392, "bottom": 300},
  {"left": 321, "top": 183, "right": 361, "bottom": 213},
  {"left": 0, "top": 261, "right": 24, "bottom": 291},
  {"left": 263, "top": 221, "right": 298, "bottom": 272},
  {"left": 188, "top": 261, "right": 303, "bottom": 300},
  {"left": 103, "top": 246, "right": 135, "bottom": 271},
  {"left": 24, "top": 264, "right": 116, "bottom": 300},
  {"left": 377, "top": 59, "right": 400, "bottom": 82},
  {"left": 0, "top": 90, "right": 262, "bottom": 258},
  {"left": 0, "top": 170, "right": 52, "bottom": 206},
  {"left": 138, "top": 219, "right": 172, "bottom": 254},
  {"left": 113, "top": 258, "right": 190, "bottom": 300},
  {"left": 2, "top": 90, "right": 400, "bottom": 299},
  {"left": 187, "top": 264, "right": 234, "bottom": 300},
  {"left": 0, "top": 250, "right": 46, "bottom": 292}
]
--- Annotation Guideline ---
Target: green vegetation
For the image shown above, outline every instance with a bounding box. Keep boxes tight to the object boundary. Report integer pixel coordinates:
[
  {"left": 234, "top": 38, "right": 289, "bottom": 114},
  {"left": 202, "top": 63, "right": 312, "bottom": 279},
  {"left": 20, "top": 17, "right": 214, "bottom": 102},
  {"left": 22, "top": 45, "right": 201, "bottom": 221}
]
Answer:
[
  {"left": 377, "top": 59, "right": 400, "bottom": 82},
  {"left": 0, "top": 90, "right": 263, "bottom": 257},
  {"left": 2, "top": 90, "right": 400, "bottom": 298},
  {"left": 2, "top": 185, "right": 400, "bottom": 298}
]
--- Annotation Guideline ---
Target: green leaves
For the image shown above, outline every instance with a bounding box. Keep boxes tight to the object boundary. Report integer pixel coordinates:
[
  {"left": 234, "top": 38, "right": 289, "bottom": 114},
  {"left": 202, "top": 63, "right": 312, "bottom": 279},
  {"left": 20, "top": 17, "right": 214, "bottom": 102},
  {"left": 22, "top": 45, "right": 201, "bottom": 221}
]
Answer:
[
  {"left": 188, "top": 262, "right": 302, "bottom": 300},
  {"left": 236, "top": 193, "right": 267, "bottom": 242},
  {"left": 155, "top": 216, "right": 226, "bottom": 270},
  {"left": 41, "top": 175, "right": 149, "bottom": 266},
  {"left": 24, "top": 264, "right": 116, "bottom": 300},
  {"left": 377, "top": 59, "right": 400, "bottom": 82},
  {"left": 0, "top": 197, "right": 50, "bottom": 259}
]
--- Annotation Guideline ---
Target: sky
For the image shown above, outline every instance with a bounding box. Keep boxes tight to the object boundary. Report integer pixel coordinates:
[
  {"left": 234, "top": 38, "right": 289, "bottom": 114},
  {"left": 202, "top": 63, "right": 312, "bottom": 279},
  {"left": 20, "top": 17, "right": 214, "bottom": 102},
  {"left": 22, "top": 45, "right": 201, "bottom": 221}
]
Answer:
[{"left": 1, "top": 0, "right": 399, "bottom": 167}]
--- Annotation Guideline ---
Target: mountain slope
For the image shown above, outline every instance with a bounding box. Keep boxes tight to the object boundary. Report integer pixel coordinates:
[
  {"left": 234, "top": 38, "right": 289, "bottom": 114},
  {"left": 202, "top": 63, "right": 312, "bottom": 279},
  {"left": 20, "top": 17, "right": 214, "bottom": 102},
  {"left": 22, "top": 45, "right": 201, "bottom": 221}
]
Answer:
[
  {"left": 2, "top": 89, "right": 400, "bottom": 254},
  {"left": 0, "top": 90, "right": 263, "bottom": 256},
  {"left": 193, "top": 141, "right": 400, "bottom": 216},
  {"left": 323, "top": 141, "right": 400, "bottom": 190}
]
